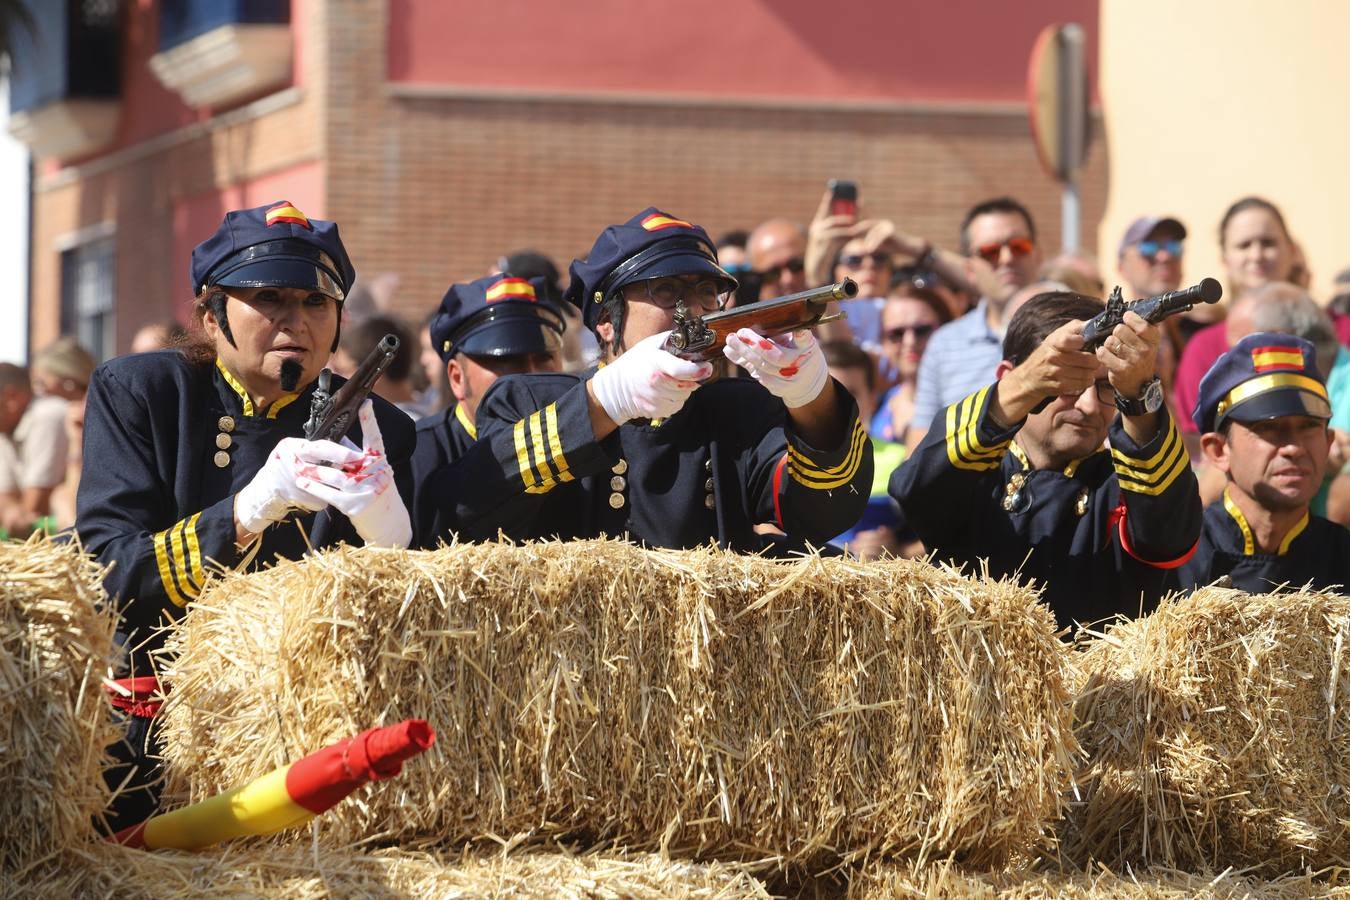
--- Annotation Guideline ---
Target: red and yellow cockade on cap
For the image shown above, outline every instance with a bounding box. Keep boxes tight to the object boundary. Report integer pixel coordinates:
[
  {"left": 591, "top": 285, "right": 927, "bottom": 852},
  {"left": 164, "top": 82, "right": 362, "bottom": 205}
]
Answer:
[
  {"left": 485, "top": 277, "right": 537, "bottom": 303},
  {"left": 264, "top": 201, "right": 312, "bottom": 230},
  {"left": 640, "top": 212, "right": 693, "bottom": 232},
  {"left": 1250, "top": 344, "right": 1306, "bottom": 373}
]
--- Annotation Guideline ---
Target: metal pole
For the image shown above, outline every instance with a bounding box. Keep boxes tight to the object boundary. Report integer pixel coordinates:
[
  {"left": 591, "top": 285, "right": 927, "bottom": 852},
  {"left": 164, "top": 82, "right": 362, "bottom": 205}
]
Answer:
[{"left": 1062, "top": 176, "right": 1080, "bottom": 254}]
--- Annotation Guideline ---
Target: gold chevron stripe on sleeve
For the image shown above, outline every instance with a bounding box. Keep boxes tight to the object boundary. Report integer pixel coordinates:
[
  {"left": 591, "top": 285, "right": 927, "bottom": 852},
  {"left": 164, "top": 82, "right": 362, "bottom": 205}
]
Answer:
[
  {"left": 512, "top": 418, "right": 540, "bottom": 492},
  {"left": 1112, "top": 422, "right": 1191, "bottom": 495},
  {"left": 786, "top": 418, "right": 866, "bottom": 477},
  {"left": 1116, "top": 447, "right": 1189, "bottom": 495},
  {"left": 1110, "top": 416, "right": 1182, "bottom": 470},
  {"left": 945, "top": 387, "right": 1008, "bottom": 470},
  {"left": 183, "top": 512, "right": 204, "bottom": 588},
  {"left": 788, "top": 419, "right": 868, "bottom": 489},
  {"left": 527, "top": 410, "right": 556, "bottom": 488},
  {"left": 152, "top": 528, "right": 189, "bottom": 608},
  {"left": 168, "top": 520, "right": 198, "bottom": 599},
  {"left": 544, "top": 403, "right": 573, "bottom": 483}
]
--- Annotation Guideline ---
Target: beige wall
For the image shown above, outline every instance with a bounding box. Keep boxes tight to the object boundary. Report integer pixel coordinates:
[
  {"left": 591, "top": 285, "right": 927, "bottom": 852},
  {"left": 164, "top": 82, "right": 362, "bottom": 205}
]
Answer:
[{"left": 1099, "top": 0, "right": 1348, "bottom": 304}]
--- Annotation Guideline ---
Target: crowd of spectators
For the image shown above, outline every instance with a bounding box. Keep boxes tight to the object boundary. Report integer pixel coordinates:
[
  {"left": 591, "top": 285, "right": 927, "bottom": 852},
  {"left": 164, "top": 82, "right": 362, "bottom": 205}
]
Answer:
[{"left": 9, "top": 185, "right": 1350, "bottom": 626}]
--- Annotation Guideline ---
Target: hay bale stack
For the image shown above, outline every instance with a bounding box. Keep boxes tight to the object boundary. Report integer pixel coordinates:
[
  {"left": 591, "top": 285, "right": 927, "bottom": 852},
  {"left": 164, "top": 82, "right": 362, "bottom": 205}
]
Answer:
[
  {"left": 0, "top": 536, "right": 118, "bottom": 871},
  {"left": 848, "top": 861, "right": 1348, "bottom": 898},
  {"left": 160, "top": 541, "right": 1074, "bottom": 868},
  {"left": 1066, "top": 586, "right": 1350, "bottom": 873},
  {"left": 12, "top": 844, "right": 770, "bottom": 899}
]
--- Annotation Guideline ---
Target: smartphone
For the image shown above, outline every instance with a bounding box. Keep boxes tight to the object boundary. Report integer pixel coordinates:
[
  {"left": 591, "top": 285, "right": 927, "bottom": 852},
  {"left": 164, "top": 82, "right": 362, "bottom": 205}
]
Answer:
[{"left": 827, "top": 179, "right": 858, "bottom": 219}]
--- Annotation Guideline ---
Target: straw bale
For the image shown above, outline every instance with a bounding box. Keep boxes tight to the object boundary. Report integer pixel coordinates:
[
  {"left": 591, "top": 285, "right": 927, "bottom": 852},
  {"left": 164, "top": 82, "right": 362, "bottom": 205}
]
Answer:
[
  {"left": 0, "top": 535, "right": 118, "bottom": 872},
  {"left": 848, "top": 860, "right": 1350, "bottom": 898},
  {"left": 9, "top": 843, "right": 770, "bottom": 899},
  {"left": 159, "top": 541, "right": 1075, "bottom": 869},
  {"left": 1065, "top": 586, "right": 1350, "bottom": 873}
]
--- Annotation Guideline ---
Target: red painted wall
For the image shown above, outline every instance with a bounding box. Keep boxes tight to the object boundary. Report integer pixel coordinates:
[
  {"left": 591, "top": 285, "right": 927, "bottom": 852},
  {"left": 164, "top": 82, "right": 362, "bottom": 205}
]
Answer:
[{"left": 387, "top": 0, "right": 1098, "bottom": 104}]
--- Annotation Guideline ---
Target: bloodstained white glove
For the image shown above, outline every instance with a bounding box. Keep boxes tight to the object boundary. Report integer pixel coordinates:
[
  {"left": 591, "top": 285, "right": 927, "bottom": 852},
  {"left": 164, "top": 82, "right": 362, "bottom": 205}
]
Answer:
[
  {"left": 295, "top": 401, "right": 412, "bottom": 548},
  {"left": 723, "top": 327, "right": 829, "bottom": 408},
  {"left": 235, "top": 435, "right": 360, "bottom": 535},
  {"left": 589, "top": 330, "right": 713, "bottom": 425}
]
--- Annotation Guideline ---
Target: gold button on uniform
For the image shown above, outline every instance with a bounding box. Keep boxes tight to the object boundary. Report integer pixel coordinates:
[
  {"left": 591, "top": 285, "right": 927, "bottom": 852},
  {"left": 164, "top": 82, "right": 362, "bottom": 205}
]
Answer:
[
  {"left": 610, "top": 475, "right": 626, "bottom": 492},
  {"left": 704, "top": 459, "right": 712, "bottom": 472},
  {"left": 215, "top": 433, "right": 232, "bottom": 450},
  {"left": 213, "top": 450, "right": 231, "bottom": 468},
  {"left": 704, "top": 477, "right": 714, "bottom": 491},
  {"left": 611, "top": 459, "right": 628, "bottom": 475},
  {"left": 609, "top": 492, "right": 625, "bottom": 509},
  {"left": 217, "top": 416, "right": 235, "bottom": 432},
  {"left": 704, "top": 494, "right": 716, "bottom": 509}
]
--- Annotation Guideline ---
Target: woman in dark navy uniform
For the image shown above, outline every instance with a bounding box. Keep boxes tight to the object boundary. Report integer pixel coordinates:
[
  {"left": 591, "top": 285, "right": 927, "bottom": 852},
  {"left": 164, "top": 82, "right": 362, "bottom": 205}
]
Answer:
[
  {"left": 418, "top": 208, "right": 872, "bottom": 550},
  {"left": 75, "top": 201, "right": 415, "bottom": 828}
]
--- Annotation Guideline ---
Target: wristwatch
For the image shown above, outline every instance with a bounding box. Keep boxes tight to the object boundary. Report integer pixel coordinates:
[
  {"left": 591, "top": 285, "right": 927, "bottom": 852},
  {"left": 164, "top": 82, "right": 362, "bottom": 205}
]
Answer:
[{"left": 1114, "top": 376, "right": 1164, "bottom": 416}]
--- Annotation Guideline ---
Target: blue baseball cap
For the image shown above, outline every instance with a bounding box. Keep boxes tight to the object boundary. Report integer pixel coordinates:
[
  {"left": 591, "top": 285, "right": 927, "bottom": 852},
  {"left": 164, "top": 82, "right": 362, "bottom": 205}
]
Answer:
[
  {"left": 563, "top": 208, "right": 736, "bottom": 330},
  {"left": 430, "top": 274, "right": 566, "bottom": 362},
  {"left": 190, "top": 201, "right": 355, "bottom": 301},
  {"left": 1193, "top": 332, "right": 1331, "bottom": 433}
]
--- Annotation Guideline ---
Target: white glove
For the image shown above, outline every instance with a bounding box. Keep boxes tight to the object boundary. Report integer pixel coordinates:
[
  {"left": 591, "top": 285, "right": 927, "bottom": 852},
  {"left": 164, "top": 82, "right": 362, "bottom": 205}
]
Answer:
[
  {"left": 589, "top": 330, "right": 713, "bottom": 425},
  {"left": 235, "top": 435, "right": 361, "bottom": 535},
  {"left": 723, "top": 327, "right": 829, "bottom": 408},
  {"left": 295, "top": 401, "right": 412, "bottom": 548}
]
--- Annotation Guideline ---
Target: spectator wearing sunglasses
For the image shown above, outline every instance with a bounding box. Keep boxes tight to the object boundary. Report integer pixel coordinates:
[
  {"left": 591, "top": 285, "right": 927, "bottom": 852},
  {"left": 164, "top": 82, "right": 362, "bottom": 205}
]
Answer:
[
  {"left": 1117, "top": 216, "right": 1192, "bottom": 361},
  {"left": 824, "top": 236, "right": 896, "bottom": 351},
  {"left": 905, "top": 197, "right": 1042, "bottom": 449},
  {"left": 870, "top": 284, "right": 950, "bottom": 443},
  {"left": 747, "top": 218, "right": 809, "bottom": 301}
]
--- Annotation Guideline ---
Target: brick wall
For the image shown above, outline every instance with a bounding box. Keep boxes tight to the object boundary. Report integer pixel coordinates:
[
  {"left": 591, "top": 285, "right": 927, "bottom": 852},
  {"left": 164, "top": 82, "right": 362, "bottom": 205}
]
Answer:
[
  {"left": 29, "top": 0, "right": 1107, "bottom": 354},
  {"left": 333, "top": 89, "right": 1109, "bottom": 325}
]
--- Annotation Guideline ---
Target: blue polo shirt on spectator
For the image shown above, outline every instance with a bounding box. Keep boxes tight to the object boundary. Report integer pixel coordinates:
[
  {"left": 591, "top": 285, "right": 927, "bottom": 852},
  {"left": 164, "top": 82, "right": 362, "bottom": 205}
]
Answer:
[{"left": 909, "top": 298, "right": 1004, "bottom": 435}]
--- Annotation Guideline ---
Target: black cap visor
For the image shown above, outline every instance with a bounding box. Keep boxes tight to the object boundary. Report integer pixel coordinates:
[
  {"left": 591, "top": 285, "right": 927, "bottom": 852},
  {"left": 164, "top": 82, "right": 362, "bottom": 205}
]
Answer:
[
  {"left": 209, "top": 241, "right": 347, "bottom": 301},
  {"left": 603, "top": 237, "right": 738, "bottom": 300},
  {"left": 1221, "top": 389, "right": 1331, "bottom": 429},
  {"left": 445, "top": 305, "right": 566, "bottom": 360},
  {"left": 626, "top": 251, "right": 737, "bottom": 294}
]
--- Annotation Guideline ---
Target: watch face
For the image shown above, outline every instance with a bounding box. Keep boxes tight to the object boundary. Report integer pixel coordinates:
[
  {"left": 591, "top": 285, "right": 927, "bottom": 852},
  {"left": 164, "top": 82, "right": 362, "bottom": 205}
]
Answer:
[
  {"left": 1142, "top": 378, "right": 1164, "bottom": 413},
  {"left": 1115, "top": 377, "right": 1164, "bottom": 415}
]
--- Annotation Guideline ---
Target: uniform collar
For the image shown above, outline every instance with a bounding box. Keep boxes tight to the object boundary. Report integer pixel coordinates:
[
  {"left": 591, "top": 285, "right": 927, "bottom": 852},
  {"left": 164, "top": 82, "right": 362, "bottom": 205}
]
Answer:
[
  {"left": 453, "top": 402, "right": 477, "bottom": 440},
  {"left": 1221, "top": 487, "right": 1310, "bottom": 556},
  {"left": 1009, "top": 438, "right": 1101, "bottom": 478},
  {"left": 214, "top": 358, "right": 304, "bottom": 419}
]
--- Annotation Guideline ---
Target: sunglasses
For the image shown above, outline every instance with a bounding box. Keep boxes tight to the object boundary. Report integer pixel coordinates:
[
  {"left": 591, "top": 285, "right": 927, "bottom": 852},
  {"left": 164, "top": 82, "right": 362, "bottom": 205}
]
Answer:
[
  {"left": 839, "top": 251, "right": 891, "bottom": 269},
  {"left": 756, "top": 256, "right": 805, "bottom": 282},
  {"left": 974, "top": 237, "right": 1035, "bottom": 265},
  {"left": 1136, "top": 239, "right": 1183, "bottom": 260},
  {"left": 882, "top": 324, "right": 936, "bottom": 343}
]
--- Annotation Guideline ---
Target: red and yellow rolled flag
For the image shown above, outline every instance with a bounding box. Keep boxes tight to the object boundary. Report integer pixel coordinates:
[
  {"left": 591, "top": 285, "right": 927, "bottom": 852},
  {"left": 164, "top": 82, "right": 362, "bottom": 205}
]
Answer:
[{"left": 110, "top": 718, "right": 434, "bottom": 851}]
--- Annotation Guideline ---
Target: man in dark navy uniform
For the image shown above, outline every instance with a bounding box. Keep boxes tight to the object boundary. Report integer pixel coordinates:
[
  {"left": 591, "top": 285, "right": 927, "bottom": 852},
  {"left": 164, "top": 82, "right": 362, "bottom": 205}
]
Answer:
[
  {"left": 1179, "top": 332, "right": 1350, "bottom": 592},
  {"left": 75, "top": 201, "right": 415, "bottom": 828},
  {"left": 418, "top": 208, "right": 871, "bottom": 550},
  {"left": 890, "top": 291, "right": 1202, "bottom": 632},
  {"left": 410, "top": 274, "right": 566, "bottom": 492}
]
